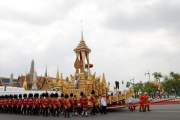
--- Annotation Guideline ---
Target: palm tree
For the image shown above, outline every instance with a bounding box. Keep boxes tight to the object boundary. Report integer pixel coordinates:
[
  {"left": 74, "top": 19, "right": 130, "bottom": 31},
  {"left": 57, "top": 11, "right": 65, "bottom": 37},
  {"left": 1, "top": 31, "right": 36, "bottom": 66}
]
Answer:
[{"left": 152, "top": 72, "right": 163, "bottom": 82}]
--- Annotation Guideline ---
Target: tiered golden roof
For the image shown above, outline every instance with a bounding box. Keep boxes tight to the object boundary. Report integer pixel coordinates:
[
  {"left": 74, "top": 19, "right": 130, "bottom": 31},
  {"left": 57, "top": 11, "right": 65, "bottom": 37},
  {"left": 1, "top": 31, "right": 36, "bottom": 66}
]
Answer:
[{"left": 74, "top": 34, "right": 91, "bottom": 51}]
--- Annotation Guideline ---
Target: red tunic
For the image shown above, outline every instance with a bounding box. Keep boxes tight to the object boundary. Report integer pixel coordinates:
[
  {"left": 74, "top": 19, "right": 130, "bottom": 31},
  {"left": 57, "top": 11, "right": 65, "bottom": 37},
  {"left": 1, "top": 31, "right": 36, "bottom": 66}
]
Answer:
[
  {"left": 3, "top": 99, "right": 7, "bottom": 106},
  {"left": 33, "top": 98, "right": 40, "bottom": 107},
  {"left": 49, "top": 98, "right": 55, "bottom": 107},
  {"left": 72, "top": 98, "right": 77, "bottom": 106},
  {"left": 82, "top": 98, "right": 88, "bottom": 106},
  {"left": 143, "top": 95, "right": 149, "bottom": 104},
  {"left": 54, "top": 99, "right": 60, "bottom": 107},
  {"left": 7, "top": 99, "right": 12, "bottom": 106},
  {"left": 12, "top": 99, "right": 17, "bottom": 107},
  {"left": 64, "top": 99, "right": 69, "bottom": 108},
  {"left": 69, "top": 98, "right": 72, "bottom": 106},
  {"left": 90, "top": 96, "right": 96, "bottom": 105},
  {"left": 22, "top": 98, "right": 28, "bottom": 106},
  {"left": 17, "top": 99, "right": 22, "bottom": 106},
  {"left": 40, "top": 98, "right": 44, "bottom": 106},
  {"left": 79, "top": 97, "right": 83, "bottom": 105},
  {"left": 0, "top": 99, "right": 3, "bottom": 106},
  {"left": 43, "top": 99, "right": 49, "bottom": 107},
  {"left": 60, "top": 98, "right": 65, "bottom": 106},
  {"left": 27, "top": 98, "right": 33, "bottom": 106}
]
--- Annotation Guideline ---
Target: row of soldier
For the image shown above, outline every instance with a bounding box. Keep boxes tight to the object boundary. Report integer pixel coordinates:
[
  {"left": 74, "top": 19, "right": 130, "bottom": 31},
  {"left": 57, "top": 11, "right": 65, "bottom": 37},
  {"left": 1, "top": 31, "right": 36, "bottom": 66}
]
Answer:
[{"left": 0, "top": 90, "right": 97, "bottom": 117}]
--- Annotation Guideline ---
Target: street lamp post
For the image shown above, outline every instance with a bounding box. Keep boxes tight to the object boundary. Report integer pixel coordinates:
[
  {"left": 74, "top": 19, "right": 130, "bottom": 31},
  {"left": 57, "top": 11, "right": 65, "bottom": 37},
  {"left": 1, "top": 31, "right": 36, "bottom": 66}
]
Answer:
[{"left": 145, "top": 70, "right": 151, "bottom": 81}]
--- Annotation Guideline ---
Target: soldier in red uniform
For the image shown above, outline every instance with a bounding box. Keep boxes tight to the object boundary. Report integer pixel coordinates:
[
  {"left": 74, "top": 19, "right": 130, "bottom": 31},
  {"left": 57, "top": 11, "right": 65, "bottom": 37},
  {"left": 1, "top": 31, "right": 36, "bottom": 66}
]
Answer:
[
  {"left": 22, "top": 94, "right": 28, "bottom": 115},
  {"left": 0, "top": 96, "right": 3, "bottom": 113},
  {"left": 27, "top": 93, "right": 33, "bottom": 115},
  {"left": 64, "top": 94, "right": 70, "bottom": 118},
  {"left": 72, "top": 94, "right": 78, "bottom": 116},
  {"left": 53, "top": 93, "right": 60, "bottom": 117},
  {"left": 7, "top": 94, "right": 13, "bottom": 114},
  {"left": 17, "top": 94, "right": 22, "bottom": 114},
  {"left": 40, "top": 93, "right": 45, "bottom": 115},
  {"left": 79, "top": 92, "right": 84, "bottom": 115},
  {"left": 69, "top": 93, "right": 73, "bottom": 115},
  {"left": 2, "top": 95, "right": 8, "bottom": 113},
  {"left": 43, "top": 93, "right": 49, "bottom": 117},
  {"left": 139, "top": 92, "right": 145, "bottom": 112},
  {"left": 90, "top": 90, "right": 96, "bottom": 115},
  {"left": 143, "top": 92, "right": 151, "bottom": 111},
  {"left": 82, "top": 94, "right": 88, "bottom": 117},
  {"left": 33, "top": 93, "right": 40, "bottom": 116},
  {"left": 49, "top": 93, "right": 55, "bottom": 116},
  {"left": 60, "top": 93, "right": 65, "bottom": 115},
  {"left": 12, "top": 95, "right": 17, "bottom": 114}
]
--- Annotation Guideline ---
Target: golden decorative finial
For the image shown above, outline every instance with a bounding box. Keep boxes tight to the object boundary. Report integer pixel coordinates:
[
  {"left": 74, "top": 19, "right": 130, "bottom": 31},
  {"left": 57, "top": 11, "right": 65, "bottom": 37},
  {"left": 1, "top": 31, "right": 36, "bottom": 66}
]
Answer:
[
  {"left": 81, "top": 20, "right": 84, "bottom": 41},
  {"left": 56, "top": 66, "right": 59, "bottom": 82},
  {"left": 23, "top": 75, "right": 27, "bottom": 90},
  {"left": 88, "top": 69, "right": 92, "bottom": 80}
]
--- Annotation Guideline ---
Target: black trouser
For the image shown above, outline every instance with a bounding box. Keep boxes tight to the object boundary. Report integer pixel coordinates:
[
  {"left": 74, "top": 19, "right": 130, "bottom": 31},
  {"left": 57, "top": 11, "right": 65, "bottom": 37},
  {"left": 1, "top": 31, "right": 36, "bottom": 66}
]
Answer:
[
  {"left": 64, "top": 108, "right": 69, "bottom": 117},
  {"left": 70, "top": 106, "right": 73, "bottom": 112},
  {"left": 3, "top": 106, "right": 7, "bottom": 113},
  {"left": 43, "top": 107, "right": 49, "bottom": 116},
  {"left": 79, "top": 106, "right": 83, "bottom": 115},
  {"left": 0, "top": 106, "right": 2, "bottom": 113},
  {"left": 53, "top": 107, "right": 59, "bottom": 116},
  {"left": 60, "top": 106, "right": 64, "bottom": 114},
  {"left": 50, "top": 107, "right": 54, "bottom": 115},
  {"left": 27, "top": 106, "right": 32, "bottom": 115},
  {"left": 102, "top": 106, "right": 106, "bottom": 114},
  {"left": 17, "top": 106, "right": 21, "bottom": 114},
  {"left": 34, "top": 107, "right": 39, "bottom": 115},
  {"left": 22, "top": 106, "right": 27, "bottom": 115},
  {"left": 8, "top": 106, "right": 12, "bottom": 114},
  {"left": 12, "top": 106, "right": 17, "bottom": 114},
  {"left": 91, "top": 105, "right": 96, "bottom": 115},
  {"left": 40, "top": 106, "right": 42, "bottom": 115}
]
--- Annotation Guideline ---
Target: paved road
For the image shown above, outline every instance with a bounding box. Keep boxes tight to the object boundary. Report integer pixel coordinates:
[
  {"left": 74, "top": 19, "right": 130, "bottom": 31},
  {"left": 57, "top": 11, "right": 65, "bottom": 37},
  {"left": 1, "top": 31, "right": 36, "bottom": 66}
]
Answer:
[{"left": 0, "top": 104, "right": 180, "bottom": 120}]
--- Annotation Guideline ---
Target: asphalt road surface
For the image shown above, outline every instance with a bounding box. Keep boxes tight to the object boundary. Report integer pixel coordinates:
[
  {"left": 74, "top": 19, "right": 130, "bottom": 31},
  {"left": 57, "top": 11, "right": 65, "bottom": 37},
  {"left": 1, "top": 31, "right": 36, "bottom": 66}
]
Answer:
[{"left": 0, "top": 104, "right": 180, "bottom": 120}]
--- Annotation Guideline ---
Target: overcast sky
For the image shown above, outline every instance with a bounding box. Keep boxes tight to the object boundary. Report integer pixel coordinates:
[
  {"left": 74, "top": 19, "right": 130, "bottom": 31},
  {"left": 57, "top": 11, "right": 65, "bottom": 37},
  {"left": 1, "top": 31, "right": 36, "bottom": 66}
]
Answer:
[{"left": 0, "top": 0, "right": 180, "bottom": 90}]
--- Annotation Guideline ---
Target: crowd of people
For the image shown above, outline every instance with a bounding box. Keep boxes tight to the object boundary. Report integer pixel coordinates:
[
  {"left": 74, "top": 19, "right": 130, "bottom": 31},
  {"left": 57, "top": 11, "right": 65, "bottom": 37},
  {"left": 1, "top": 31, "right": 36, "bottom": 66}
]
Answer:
[{"left": 0, "top": 90, "right": 103, "bottom": 118}]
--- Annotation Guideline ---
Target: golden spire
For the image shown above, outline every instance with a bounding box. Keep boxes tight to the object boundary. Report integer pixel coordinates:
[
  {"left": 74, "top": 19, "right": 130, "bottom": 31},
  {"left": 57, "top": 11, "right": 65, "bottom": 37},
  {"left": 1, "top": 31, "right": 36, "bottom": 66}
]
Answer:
[
  {"left": 102, "top": 73, "right": 107, "bottom": 86},
  {"left": 88, "top": 69, "right": 92, "bottom": 80},
  {"left": 58, "top": 73, "right": 64, "bottom": 87},
  {"left": 81, "top": 20, "right": 84, "bottom": 41},
  {"left": 23, "top": 75, "right": 27, "bottom": 90},
  {"left": 56, "top": 66, "right": 59, "bottom": 82}
]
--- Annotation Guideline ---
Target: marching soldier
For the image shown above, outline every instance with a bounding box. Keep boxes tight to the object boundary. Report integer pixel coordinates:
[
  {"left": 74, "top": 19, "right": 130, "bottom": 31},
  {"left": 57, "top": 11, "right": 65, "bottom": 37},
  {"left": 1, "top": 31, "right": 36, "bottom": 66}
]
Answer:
[
  {"left": 72, "top": 94, "right": 78, "bottom": 116},
  {"left": 69, "top": 93, "right": 73, "bottom": 114},
  {"left": 7, "top": 94, "right": 13, "bottom": 114},
  {"left": 2, "top": 95, "right": 8, "bottom": 113},
  {"left": 79, "top": 92, "right": 84, "bottom": 115},
  {"left": 143, "top": 92, "right": 151, "bottom": 111},
  {"left": 64, "top": 94, "right": 70, "bottom": 118},
  {"left": 22, "top": 94, "right": 28, "bottom": 115},
  {"left": 139, "top": 92, "right": 145, "bottom": 112},
  {"left": 42, "top": 93, "right": 49, "bottom": 117},
  {"left": 33, "top": 93, "right": 40, "bottom": 116},
  {"left": 17, "top": 94, "right": 22, "bottom": 114},
  {"left": 53, "top": 93, "right": 60, "bottom": 117},
  {"left": 49, "top": 93, "right": 55, "bottom": 116},
  {"left": 27, "top": 93, "right": 33, "bottom": 115},
  {"left": 82, "top": 94, "right": 88, "bottom": 117},
  {"left": 59, "top": 93, "right": 65, "bottom": 115},
  {"left": 90, "top": 90, "right": 96, "bottom": 115},
  {"left": 0, "top": 96, "right": 2, "bottom": 113},
  {"left": 12, "top": 95, "right": 18, "bottom": 114},
  {"left": 40, "top": 93, "right": 45, "bottom": 115}
]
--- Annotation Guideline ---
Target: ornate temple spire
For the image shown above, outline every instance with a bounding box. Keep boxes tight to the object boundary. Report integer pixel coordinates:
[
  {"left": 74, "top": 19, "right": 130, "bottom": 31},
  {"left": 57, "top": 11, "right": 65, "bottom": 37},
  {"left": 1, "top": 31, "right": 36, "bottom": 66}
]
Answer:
[
  {"left": 23, "top": 75, "right": 27, "bottom": 90},
  {"left": 81, "top": 20, "right": 84, "bottom": 41},
  {"left": 56, "top": 66, "right": 59, "bottom": 82},
  {"left": 102, "top": 73, "right": 107, "bottom": 86},
  {"left": 45, "top": 62, "right": 47, "bottom": 77}
]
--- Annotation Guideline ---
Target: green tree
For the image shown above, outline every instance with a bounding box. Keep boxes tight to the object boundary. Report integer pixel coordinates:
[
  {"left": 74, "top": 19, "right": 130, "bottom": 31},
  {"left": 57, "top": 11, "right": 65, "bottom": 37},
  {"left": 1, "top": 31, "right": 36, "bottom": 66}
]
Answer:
[{"left": 152, "top": 72, "right": 163, "bottom": 82}]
